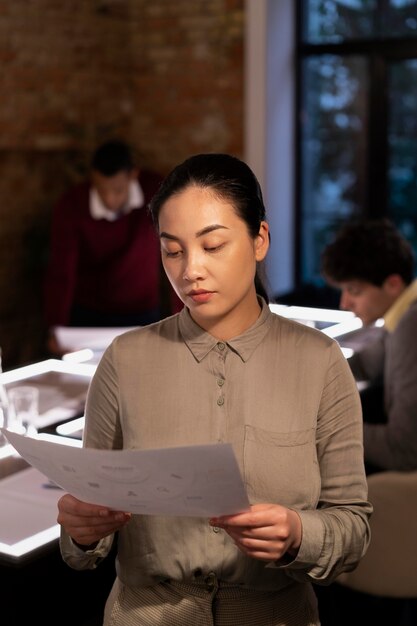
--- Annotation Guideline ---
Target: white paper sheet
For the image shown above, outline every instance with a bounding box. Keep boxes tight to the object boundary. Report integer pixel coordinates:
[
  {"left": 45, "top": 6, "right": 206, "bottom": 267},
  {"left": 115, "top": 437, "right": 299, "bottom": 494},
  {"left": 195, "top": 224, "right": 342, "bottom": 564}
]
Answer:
[{"left": 3, "top": 430, "right": 250, "bottom": 517}]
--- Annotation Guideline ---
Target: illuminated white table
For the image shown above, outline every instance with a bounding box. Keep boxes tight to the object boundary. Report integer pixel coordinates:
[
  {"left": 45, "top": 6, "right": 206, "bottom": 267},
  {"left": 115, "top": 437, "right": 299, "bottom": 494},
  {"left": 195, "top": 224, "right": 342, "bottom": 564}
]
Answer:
[
  {"left": 269, "top": 303, "right": 383, "bottom": 359},
  {"left": 0, "top": 358, "right": 94, "bottom": 564},
  {"left": 0, "top": 358, "right": 96, "bottom": 431},
  {"left": 0, "top": 434, "right": 82, "bottom": 564}
]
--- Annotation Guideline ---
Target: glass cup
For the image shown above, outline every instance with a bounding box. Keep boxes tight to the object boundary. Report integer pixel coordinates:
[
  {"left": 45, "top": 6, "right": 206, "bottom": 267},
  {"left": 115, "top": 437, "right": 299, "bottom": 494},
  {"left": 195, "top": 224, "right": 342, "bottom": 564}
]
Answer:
[{"left": 8, "top": 385, "right": 39, "bottom": 436}]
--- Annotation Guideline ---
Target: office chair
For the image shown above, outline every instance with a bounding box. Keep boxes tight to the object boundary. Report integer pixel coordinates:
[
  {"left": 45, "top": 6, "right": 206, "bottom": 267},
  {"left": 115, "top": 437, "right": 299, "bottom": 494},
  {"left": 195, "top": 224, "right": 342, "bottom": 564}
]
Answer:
[{"left": 337, "top": 470, "right": 417, "bottom": 598}]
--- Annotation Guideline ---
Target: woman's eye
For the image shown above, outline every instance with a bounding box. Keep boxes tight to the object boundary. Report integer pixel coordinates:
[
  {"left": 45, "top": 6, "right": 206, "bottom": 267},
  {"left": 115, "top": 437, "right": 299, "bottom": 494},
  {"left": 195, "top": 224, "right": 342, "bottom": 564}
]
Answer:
[
  {"left": 205, "top": 244, "right": 223, "bottom": 253},
  {"left": 164, "top": 250, "right": 181, "bottom": 258}
]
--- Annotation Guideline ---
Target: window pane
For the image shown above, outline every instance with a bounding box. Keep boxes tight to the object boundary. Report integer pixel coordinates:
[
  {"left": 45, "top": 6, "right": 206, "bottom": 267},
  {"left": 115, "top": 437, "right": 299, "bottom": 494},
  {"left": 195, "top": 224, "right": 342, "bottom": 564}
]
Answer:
[
  {"left": 388, "top": 58, "right": 417, "bottom": 217},
  {"left": 301, "top": 0, "right": 377, "bottom": 43},
  {"left": 300, "top": 54, "right": 368, "bottom": 284},
  {"left": 388, "top": 57, "right": 417, "bottom": 251},
  {"left": 301, "top": 217, "right": 347, "bottom": 284},
  {"left": 383, "top": 0, "right": 417, "bottom": 38}
]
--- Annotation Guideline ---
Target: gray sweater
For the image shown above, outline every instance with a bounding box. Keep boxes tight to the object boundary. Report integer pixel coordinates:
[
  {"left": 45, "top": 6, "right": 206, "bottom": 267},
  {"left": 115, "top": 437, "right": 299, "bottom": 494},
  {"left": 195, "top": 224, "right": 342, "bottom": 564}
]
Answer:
[{"left": 349, "top": 298, "right": 417, "bottom": 470}]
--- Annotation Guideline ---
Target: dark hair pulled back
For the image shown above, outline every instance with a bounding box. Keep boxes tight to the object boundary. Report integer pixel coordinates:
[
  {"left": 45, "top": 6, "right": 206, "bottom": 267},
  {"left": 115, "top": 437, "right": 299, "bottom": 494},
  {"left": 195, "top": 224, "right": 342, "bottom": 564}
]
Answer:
[{"left": 149, "top": 153, "right": 270, "bottom": 302}]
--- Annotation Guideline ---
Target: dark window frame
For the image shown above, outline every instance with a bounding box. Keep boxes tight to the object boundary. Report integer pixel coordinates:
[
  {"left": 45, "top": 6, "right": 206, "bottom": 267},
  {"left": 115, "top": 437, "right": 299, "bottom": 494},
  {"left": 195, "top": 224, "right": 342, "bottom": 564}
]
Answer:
[{"left": 294, "top": 0, "right": 417, "bottom": 288}]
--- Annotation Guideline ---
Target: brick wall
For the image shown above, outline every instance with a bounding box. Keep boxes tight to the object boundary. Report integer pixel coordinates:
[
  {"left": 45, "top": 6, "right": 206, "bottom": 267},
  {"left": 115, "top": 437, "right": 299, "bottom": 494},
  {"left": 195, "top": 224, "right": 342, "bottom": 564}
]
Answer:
[{"left": 0, "top": 0, "right": 244, "bottom": 368}]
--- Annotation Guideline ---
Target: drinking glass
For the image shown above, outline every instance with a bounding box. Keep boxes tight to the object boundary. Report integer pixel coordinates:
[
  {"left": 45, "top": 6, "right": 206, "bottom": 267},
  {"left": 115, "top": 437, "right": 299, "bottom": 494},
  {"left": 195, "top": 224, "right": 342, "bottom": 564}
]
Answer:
[{"left": 8, "top": 386, "right": 39, "bottom": 436}]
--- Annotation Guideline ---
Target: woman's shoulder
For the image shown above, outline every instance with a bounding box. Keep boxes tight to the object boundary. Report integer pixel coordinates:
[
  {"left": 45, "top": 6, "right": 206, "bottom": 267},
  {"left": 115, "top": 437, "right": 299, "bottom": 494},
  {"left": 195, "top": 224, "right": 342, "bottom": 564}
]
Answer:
[
  {"left": 268, "top": 309, "right": 335, "bottom": 347},
  {"left": 267, "top": 311, "right": 350, "bottom": 379},
  {"left": 111, "top": 313, "right": 181, "bottom": 350}
]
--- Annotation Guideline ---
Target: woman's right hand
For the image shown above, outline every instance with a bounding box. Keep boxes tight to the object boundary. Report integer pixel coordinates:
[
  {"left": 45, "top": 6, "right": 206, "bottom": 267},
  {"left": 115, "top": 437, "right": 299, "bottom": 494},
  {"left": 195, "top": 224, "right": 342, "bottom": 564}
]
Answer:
[{"left": 57, "top": 493, "right": 131, "bottom": 547}]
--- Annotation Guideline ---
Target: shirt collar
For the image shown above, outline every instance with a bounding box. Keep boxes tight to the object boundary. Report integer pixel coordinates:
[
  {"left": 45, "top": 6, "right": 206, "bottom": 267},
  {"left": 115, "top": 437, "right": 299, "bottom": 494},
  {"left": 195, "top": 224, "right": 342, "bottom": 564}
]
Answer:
[
  {"left": 384, "top": 278, "right": 417, "bottom": 332},
  {"left": 178, "top": 298, "right": 274, "bottom": 363},
  {"left": 89, "top": 179, "right": 145, "bottom": 221}
]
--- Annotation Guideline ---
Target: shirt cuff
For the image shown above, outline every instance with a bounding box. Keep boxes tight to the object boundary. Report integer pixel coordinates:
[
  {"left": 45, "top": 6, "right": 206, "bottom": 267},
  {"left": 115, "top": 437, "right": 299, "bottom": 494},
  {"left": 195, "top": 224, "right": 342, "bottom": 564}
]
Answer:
[
  {"left": 60, "top": 530, "right": 114, "bottom": 570},
  {"left": 266, "top": 509, "right": 324, "bottom": 570}
]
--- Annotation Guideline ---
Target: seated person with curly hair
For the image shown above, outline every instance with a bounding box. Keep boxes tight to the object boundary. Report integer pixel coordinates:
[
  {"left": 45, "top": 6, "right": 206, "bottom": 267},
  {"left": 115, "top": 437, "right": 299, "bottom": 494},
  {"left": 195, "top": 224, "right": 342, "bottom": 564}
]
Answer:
[{"left": 321, "top": 218, "right": 417, "bottom": 473}]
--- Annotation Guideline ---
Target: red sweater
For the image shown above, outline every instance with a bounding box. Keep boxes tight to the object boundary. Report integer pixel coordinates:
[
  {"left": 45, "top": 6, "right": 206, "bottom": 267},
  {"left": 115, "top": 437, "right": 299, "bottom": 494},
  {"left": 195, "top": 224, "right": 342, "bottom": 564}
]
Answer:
[{"left": 43, "top": 170, "right": 181, "bottom": 327}]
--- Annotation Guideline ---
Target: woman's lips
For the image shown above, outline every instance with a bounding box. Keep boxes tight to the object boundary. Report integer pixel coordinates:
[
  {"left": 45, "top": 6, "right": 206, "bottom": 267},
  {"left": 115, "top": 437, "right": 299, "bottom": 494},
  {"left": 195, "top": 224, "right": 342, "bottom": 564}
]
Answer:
[{"left": 187, "top": 291, "right": 214, "bottom": 303}]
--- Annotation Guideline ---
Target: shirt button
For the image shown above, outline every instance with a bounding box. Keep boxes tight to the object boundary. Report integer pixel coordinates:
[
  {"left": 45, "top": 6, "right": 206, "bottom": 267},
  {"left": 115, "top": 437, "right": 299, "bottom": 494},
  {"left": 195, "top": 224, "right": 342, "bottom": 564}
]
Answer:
[
  {"left": 205, "top": 571, "right": 217, "bottom": 591},
  {"left": 212, "top": 526, "right": 220, "bottom": 533},
  {"left": 217, "top": 396, "right": 224, "bottom": 406},
  {"left": 217, "top": 378, "right": 224, "bottom": 387},
  {"left": 218, "top": 342, "right": 226, "bottom": 351}
]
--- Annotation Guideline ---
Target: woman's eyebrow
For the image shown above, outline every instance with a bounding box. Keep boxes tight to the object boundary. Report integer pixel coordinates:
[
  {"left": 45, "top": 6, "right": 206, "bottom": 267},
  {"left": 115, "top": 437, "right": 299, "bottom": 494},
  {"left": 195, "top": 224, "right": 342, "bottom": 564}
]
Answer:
[{"left": 159, "top": 224, "right": 229, "bottom": 241}]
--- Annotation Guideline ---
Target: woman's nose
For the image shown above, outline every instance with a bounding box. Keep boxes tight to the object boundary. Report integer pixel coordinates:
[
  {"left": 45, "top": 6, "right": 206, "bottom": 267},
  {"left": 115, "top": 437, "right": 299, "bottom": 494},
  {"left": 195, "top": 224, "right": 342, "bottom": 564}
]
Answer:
[{"left": 182, "top": 253, "right": 205, "bottom": 281}]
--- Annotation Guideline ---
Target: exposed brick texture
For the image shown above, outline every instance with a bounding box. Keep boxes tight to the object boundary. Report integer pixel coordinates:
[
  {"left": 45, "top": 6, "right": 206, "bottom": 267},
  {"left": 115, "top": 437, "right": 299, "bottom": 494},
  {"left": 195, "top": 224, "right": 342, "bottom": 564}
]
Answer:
[{"left": 0, "top": 0, "right": 244, "bottom": 368}]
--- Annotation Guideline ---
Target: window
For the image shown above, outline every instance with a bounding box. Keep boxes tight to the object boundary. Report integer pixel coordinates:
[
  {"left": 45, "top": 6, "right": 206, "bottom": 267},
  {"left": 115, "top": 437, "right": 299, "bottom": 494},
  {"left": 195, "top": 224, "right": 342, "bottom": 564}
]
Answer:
[{"left": 297, "top": 0, "right": 417, "bottom": 285}]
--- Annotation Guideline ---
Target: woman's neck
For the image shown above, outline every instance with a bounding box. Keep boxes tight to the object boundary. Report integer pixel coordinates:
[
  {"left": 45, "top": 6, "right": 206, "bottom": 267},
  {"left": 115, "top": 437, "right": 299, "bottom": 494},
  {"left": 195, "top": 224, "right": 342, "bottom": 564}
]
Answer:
[{"left": 191, "top": 297, "right": 262, "bottom": 341}]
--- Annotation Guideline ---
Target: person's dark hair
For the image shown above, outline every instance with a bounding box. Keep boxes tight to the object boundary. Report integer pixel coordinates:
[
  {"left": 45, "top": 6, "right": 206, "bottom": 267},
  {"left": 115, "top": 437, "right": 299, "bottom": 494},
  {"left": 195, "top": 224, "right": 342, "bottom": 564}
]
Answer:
[
  {"left": 148, "top": 153, "right": 271, "bottom": 302},
  {"left": 91, "top": 140, "right": 135, "bottom": 176},
  {"left": 321, "top": 218, "right": 415, "bottom": 286}
]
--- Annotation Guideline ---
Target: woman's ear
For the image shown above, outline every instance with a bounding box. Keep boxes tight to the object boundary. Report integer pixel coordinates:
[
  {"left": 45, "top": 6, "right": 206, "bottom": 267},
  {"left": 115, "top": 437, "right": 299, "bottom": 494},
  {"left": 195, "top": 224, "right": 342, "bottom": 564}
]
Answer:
[{"left": 255, "top": 221, "right": 270, "bottom": 261}]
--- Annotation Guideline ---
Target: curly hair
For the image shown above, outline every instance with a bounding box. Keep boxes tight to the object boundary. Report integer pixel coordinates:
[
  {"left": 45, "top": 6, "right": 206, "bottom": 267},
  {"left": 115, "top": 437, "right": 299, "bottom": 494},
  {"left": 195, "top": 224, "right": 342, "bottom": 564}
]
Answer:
[{"left": 321, "top": 218, "right": 415, "bottom": 286}]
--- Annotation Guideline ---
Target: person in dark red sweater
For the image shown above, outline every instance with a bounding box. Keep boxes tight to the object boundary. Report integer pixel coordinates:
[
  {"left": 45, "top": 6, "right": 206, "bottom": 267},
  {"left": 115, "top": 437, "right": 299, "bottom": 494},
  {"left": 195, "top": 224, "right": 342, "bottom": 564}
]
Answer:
[{"left": 43, "top": 139, "right": 182, "bottom": 355}]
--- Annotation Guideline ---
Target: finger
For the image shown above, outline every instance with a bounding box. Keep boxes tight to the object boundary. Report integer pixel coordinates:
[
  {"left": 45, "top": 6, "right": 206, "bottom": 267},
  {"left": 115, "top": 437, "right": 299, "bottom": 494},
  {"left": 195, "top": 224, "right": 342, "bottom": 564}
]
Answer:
[
  {"left": 58, "top": 496, "right": 130, "bottom": 521},
  {"left": 68, "top": 520, "right": 124, "bottom": 540},
  {"left": 212, "top": 519, "right": 278, "bottom": 539},
  {"left": 61, "top": 515, "right": 128, "bottom": 533},
  {"left": 64, "top": 516, "right": 130, "bottom": 545},
  {"left": 57, "top": 509, "right": 130, "bottom": 527},
  {"left": 210, "top": 504, "right": 268, "bottom": 524},
  {"left": 210, "top": 510, "right": 273, "bottom": 529},
  {"left": 227, "top": 532, "right": 288, "bottom": 561},
  {"left": 59, "top": 497, "right": 126, "bottom": 519}
]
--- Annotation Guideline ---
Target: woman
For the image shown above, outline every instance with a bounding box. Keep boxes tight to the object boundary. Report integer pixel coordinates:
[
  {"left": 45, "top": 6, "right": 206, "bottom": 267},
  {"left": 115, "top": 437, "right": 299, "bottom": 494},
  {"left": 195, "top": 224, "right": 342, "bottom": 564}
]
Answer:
[{"left": 57, "top": 153, "right": 372, "bottom": 626}]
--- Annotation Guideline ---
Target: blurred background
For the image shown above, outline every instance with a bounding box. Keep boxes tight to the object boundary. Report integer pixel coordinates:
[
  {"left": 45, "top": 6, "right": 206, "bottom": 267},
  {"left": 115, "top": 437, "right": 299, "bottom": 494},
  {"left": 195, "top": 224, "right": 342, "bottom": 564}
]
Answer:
[{"left": 1, "top": 0, "right": 417, "bottom": 369}]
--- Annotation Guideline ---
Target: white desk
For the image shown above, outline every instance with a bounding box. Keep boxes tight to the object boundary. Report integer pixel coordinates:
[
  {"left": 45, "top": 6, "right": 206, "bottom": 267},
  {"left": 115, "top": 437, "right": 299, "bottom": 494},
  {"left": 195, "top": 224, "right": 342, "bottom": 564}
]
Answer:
[
  {"left": 0, "top": 359, "right": 93, "bottom": 564},
  {"left": 0, "top": 358, "right": 96, "bottom": 430},
  {"left": 0, "top": 434, "right": 82, "bottom": 565}
]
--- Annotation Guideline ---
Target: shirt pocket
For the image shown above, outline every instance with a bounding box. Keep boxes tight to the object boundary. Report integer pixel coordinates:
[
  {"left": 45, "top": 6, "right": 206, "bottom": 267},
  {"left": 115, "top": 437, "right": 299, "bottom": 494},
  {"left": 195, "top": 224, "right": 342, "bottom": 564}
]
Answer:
[{"left": 243, "top": 424, "right": 320, "bottom": 509}]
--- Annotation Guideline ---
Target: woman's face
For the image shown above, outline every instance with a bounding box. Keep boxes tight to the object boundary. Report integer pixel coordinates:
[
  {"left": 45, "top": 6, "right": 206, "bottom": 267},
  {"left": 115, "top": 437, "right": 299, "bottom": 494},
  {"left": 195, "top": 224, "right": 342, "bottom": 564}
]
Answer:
[{"left": 158, "top": 185, "right": 269, "bottom": 338}]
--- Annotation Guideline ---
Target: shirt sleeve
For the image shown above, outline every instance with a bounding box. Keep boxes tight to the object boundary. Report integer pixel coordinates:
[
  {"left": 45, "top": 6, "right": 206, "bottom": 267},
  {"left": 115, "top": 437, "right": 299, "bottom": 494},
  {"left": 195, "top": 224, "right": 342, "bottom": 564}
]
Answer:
[
  {"left": 59, "top": 342, "right": 121, "bottom": 570},
  {"left": 274, "top": 341, "right": 372, "bottom": 584},
  {"left": 60, "top": 528, "right": 114, "bottom": 570}
]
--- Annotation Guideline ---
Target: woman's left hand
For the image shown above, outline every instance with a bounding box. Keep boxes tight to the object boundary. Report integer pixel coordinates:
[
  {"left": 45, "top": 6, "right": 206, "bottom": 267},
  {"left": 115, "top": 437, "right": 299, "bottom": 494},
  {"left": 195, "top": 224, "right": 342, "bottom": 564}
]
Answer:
[{"left": 210, "top": 503, "right": 302, "bottom": 562}]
